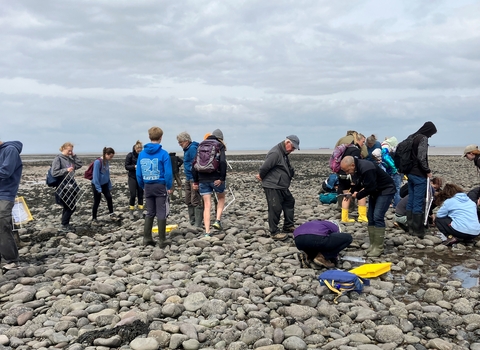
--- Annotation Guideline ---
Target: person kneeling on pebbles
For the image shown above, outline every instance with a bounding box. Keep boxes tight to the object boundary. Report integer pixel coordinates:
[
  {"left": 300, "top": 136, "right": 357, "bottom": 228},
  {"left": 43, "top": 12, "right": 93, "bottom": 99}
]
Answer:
[{"left": 294, "top": 220, "right": 352, "bottom": 268}]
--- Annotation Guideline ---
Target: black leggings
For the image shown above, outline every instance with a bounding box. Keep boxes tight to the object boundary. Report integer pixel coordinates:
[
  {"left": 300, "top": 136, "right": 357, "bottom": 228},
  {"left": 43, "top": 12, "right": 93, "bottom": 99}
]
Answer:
[
  {"left": 128, "top": 177, "right": 144, "bottom": 207},
  {"left": 92, "top": 183, "right": 113, "bottom": 219}
]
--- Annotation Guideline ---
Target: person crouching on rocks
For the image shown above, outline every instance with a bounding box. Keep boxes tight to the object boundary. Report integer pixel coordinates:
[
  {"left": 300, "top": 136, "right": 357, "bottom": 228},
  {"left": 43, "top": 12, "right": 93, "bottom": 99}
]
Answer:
[
  {"left": 294, "top": 220, "right": 352, "bottom": 268},
  {"left": 433, "top": 183, "right": 480, "bottom": 246},
  {"left": 340, "top": 155, "right": 396, "bottom": 257}
]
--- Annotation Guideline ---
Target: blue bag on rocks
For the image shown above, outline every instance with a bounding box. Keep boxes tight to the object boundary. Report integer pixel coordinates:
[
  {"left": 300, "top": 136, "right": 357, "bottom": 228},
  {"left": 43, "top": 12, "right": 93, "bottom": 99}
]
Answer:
[{"left": 318, "top": 270, "right": 369, "bottom": 304}]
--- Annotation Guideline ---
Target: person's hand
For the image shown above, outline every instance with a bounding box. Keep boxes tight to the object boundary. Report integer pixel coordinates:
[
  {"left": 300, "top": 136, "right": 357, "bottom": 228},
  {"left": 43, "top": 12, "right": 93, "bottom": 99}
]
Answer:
[
  {"left": 192, "top": 183, "right": 199, "bottom": 190},
  {"left": 167, "top": 189, "right": 172, "bottom": 195},
  {"left": 67, "top": 166, "right": 74, "bottom": 172},
  {"left": 214, "top": 180, "right": 222, "bottom": 187},
  {"left": 427, "top": 173, "right": 433, "bottom": 178},
  {"left": 255, "top": 174, "right": 261, "bottom": 181},
  {"left": 351, "top": 192, "right": 358, "bottom": 198}
]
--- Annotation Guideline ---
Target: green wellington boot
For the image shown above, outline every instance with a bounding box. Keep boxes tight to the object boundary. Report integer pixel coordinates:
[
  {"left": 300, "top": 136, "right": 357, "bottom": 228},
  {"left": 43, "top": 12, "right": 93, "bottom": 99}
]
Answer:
[
  {"left": 366, "top": 227, "right": 385, "bottom": 257},
  {"left": 143, "top": 216, "right": 155, "bottom": 246}
]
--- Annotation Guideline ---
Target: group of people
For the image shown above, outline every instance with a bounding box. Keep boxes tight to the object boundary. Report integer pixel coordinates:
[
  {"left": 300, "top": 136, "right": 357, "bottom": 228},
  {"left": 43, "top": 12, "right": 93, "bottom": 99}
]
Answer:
[
  {"left": 299, "top": 121, "right": 480, "bottom": 269},
  {"left": 2, "top": 121, "right": 480, "bottom": 271}
]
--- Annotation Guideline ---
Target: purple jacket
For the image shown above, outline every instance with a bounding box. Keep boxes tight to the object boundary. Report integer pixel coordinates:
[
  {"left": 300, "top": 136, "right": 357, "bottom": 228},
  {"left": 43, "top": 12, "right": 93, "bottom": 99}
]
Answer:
[{"left": 293, "top": 221, "right": 339, "bottom": 238}]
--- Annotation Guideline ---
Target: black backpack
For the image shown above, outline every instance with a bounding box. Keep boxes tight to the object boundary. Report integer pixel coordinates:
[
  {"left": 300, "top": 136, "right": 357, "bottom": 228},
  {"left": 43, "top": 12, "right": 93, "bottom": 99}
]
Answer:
[{"left": 394, "top": 136, "right": 416, "bottom": 174}]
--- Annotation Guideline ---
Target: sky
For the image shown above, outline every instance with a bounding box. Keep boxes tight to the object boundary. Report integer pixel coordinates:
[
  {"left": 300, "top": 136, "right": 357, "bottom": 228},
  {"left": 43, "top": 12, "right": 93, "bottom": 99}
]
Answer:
[{"left": 1, "top": 0, "right": 480, "bottom": 154}]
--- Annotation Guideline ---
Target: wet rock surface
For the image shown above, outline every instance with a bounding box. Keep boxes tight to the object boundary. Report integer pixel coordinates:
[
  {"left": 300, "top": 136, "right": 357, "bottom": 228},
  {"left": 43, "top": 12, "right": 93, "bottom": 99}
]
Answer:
[{"left": 1, "top": 154, "right": 479, "bottom": 349}]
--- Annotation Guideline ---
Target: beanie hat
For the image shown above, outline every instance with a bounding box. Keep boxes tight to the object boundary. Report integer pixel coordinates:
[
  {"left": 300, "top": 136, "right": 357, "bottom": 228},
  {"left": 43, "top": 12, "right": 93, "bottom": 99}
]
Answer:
[{"left": 212, "top": 129, "right": 224, "bottom": 140}]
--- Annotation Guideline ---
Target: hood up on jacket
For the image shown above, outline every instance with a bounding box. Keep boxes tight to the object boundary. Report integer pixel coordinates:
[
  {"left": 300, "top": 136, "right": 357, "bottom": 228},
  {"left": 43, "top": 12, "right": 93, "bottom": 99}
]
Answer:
[{"left": 415, "top": 121, "right": 437, "bottom": 138}]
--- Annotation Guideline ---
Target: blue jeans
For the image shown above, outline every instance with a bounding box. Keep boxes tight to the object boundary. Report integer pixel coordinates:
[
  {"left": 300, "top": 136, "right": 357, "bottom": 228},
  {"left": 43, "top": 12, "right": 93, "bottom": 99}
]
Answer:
[
  {"left": 392, "top": 173, "right": 402, "bottom": 208},
  {"left": 367, "top": 193, "right": 394, "bottom": 228},
  {"left": 406, "top": 174, "right": 427, "bottom": 214}
]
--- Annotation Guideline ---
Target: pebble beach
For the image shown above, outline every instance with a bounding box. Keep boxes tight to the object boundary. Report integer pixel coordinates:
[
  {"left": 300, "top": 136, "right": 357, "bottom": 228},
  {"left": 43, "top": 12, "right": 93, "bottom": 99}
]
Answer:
[{"left": 1, "top": 152, "right": 480, "bottom": 350}]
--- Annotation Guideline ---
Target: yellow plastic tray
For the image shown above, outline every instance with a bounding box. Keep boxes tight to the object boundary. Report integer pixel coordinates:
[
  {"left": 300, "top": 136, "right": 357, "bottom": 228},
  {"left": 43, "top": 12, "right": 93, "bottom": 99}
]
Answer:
[
  {"left": 349, "top": 262, "right": 392, "bottom": 278},
  {"left": 152, "top": 224, "right": 178, "bottom": 233}
]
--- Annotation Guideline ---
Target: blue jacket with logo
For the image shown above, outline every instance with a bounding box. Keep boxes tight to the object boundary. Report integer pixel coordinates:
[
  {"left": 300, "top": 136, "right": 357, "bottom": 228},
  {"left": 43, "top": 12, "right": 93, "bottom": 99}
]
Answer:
[{"left": 136, "top": 143, "right": 173, "bottom": 190}]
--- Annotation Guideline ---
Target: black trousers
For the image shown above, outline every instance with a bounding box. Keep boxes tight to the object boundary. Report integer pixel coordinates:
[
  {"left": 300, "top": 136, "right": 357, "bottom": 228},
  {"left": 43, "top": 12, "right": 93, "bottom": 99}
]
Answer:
[
  {"left": 61, "top": 200, "right": 75, "bottom": 226},
  {"left": 295, "top": 233, "right": 353, "bottom": 260},
  {"left": 128, "top": 177, "right": 144, "bottom": 207},
  {"left": 263, "top": 187, "right": 295, "bottom": 234},
  {"left": 92, "top": 183, "right": 113, "bottom": 219},
  {"left": 436, "top": 216, "right": 477, "bottom": 241}
]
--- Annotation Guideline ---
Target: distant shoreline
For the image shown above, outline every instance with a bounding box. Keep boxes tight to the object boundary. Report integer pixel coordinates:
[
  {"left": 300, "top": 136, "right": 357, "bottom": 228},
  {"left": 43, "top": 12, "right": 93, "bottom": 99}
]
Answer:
[{"left": 21, "top": 146, "right": 465, "bottom": 159}]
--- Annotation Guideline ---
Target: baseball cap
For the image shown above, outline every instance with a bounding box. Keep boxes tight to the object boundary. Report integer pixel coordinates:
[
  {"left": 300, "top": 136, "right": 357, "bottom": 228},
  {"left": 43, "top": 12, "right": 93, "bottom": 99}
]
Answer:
[
  {"left": 286, "top": 135, "right": 300, "bottom": 150},
  {"left": 463, "top": 144, "right": 478, "bottom": 157}
]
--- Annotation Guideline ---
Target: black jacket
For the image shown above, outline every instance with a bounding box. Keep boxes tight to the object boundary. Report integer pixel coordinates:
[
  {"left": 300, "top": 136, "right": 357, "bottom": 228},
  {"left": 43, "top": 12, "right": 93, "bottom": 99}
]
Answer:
[
  {"left": 125, "top": 146, "right": 139, "bottom": 180},
  {"left": 408, "top": 121, "right": 437, "bottom": 178},
  {"left": 259, "top": 141, "right": 295, "bottom": 190},
  {"left": 350, "top": 158, "right": 396, "bottom": 200}
]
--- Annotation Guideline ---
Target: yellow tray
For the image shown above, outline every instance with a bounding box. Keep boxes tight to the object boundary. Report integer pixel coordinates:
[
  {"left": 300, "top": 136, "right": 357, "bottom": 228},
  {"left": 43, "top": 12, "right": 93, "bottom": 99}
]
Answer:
[
  {"left": 152, "top": 224, "right": 178, "bottom": 233},
  {"left": 349, "top": 262, "right": 392, "bottom": 278}
]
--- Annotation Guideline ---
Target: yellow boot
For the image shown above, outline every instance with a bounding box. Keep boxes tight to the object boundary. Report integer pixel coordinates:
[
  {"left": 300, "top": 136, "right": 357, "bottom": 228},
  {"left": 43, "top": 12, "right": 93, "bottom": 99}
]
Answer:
[
  {"left": 341, "top": 209, "right": 355, "bottom": 223},
  {"left": 357, "top": 205, "right": 368, "bottom": 223}
]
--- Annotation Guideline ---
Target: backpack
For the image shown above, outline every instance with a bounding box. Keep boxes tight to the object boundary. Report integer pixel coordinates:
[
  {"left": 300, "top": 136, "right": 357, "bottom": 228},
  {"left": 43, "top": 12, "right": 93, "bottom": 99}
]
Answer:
[
  {"left": 319, "top": 192, "right": 337, "bottom": 204},
  {"left": 393, "top": 136, "right": 416, "bottom": 174},
  {"left": 318, "top": 270, "right": 370, "bottom": 304},
  {"left": 329, "top": 144, "right": 356, "bottom": 173},
  {"left": 322, "top": 174, "right": 339, "bottom": 193},
  {"left": 84, "top": 158, "right": 102, "bottom": 180},
  {"left": 46, "top": 168, "right": 63, "bottom": 188},
  {"left": 193, "top": 139, "right": 221, "bottom": 173}
]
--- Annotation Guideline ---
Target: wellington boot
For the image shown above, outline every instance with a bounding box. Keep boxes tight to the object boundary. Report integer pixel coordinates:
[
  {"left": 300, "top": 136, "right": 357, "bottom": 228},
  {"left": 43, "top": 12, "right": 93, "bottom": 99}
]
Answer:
[
  {"left": 143, "top": 216, "right": 155, "bottom": 246},
  {"left": 357, "top": 205, "right": 368, "bottom": 223},
  {"left": 366, "top": 227, "right": 385, "bottom": 257},
  {"left": 366, "top": 226, "right": 375, "bottom": 254},
  {"left": 194, "top": 206, "right": 204, "bottom": 228},
  {"left": 188, "top": 206, "right": 195, "bottom": 225},
  {"left": 341, "top": 209, "right": 355, "bottom": 223},
  {"left": 406, "top": 211, "right": 413, "bottom": 231},
  {"left": 157, "top": 219, "right": 171, "bottom": 248},
  {"left": 129, "top": 205, "right": 135, "bottom": 210},
  {"left": 412, "top": 213, "right": 425, "bottom": 238}
]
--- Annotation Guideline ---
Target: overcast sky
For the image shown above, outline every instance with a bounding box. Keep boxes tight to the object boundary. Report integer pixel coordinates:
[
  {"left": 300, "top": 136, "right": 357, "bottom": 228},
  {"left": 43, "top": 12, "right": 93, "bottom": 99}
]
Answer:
[{"left": 1, "top": 0, "right": 480, "bottom": 154}]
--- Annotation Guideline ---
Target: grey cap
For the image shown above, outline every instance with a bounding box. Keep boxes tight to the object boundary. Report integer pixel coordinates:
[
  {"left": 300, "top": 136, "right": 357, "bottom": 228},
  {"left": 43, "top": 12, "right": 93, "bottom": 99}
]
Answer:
[
  {"left": 212, "top": 129, "right": 224, "bottom": 140},
  {"left": 286, "top": 135, "right": 300, "bottom": 150}
]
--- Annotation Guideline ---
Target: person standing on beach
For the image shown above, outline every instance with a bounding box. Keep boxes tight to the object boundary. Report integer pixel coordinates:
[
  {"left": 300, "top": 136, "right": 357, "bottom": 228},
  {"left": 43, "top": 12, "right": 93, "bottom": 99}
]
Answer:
[
  {"left": 177, "top": 132, "right": 203, "bottom": 228},
  {"left": 169, "top": 152, "right": 184, "bottom": 199},
  {"left": 335, "top": 131, "right": 368, "bottom": 223},
  {"left": 51, "top": 142, "right": 83, "bottom": 232},
  {"left": 192, "top": 129, "right": 227, "bottom": 237},
  {"left": 91, "top": 147, "right": 116, "bottom": 222},
  {"left": 125, "top": 141, "right": 144, "bottom": 219},
  {"left": 0, "top": 139, "right": 22, "bottom": 272},
  {"left": 256, "top": 135, "right": 299, "bottom": 241},
  {"left": 137, "top": 127, "right": 173, "bottom": 247},
  {"left": 340, "top": 156, "right": 396, "bottom": 257},
  {"left": 404, "top": 121, "right": 437, "bottom": 238}
]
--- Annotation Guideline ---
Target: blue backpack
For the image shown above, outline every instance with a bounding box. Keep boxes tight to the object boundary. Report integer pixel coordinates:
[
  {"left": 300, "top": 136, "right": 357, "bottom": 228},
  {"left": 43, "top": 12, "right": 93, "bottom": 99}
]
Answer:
[{"left": 318, "top": 270, "right": 369, "bottom": 304}]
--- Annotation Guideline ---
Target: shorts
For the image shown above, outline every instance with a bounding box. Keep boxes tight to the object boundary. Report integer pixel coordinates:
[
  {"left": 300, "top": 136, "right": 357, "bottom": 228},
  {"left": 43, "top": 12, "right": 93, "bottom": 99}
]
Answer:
[{"left": 199, "top": 181, "right": 226, "bottom": 195}]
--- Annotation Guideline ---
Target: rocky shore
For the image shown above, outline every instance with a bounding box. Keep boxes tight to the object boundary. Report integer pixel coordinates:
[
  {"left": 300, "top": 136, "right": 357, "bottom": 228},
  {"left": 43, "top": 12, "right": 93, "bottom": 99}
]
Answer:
[{"left": 1, "top": 154, "right": 479, "bottom": 350}]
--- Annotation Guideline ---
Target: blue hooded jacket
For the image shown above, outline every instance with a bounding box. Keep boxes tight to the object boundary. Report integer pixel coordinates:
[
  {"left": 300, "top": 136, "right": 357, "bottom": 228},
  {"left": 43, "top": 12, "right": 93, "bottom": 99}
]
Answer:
[
  {"left": 437, "top": 193, "right": 480, "bottom": 236},
  {"left": 183, "top": 141, "right": 199, "bottom": 181},
  {"left": 0, "top": 141, "right": 23, "bottom": 201},
  {"left": 136, "top": 143, "right": 173, "bottom": 190}
]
